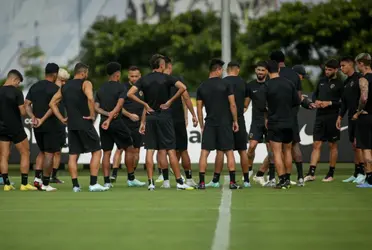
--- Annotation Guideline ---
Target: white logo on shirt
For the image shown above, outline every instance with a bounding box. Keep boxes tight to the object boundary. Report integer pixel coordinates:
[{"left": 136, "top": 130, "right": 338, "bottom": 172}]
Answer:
[{"left": 253, "top": 90, "right": 258, "bottom": 93}]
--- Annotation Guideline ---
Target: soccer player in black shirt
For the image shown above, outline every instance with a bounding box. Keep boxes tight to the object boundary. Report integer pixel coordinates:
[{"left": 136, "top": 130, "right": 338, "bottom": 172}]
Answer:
[
  {"left": 337, "top": 56, "right": 365, "bottom": 183},
  {"left": 127, "top": 54, "right": 193, "bottom": 191},
  {"left": 353, "top": 53, "right": 372, "bottom": 188},
  {"left": 110, "top": 66, "right": 143, "bottom": 182},
  {"left": 196, "top": 58, "right": 240, "bottom": 190},
  {"left": 304, "top": 59, "right": 344, "bottom": 182},
  {"left": 0, "top": 69, "right": 37, "bottom": 191},
  {"left": 270, "top": 50, "right": 304, "bottom": 186},
  {"left": 25, "top": 63, "right": 63, "bottom": 191},
  {"left": 95, "top": 62, "right": 145, "bottom": 188},
  {"left": 156, "top": 56, "right": 198, "bottom": 188},
  {"left": 262, "top": 60, "right": 301, "bottom": 189},
  {"left": 50, "top": 63, "right": 108, "bottom": 192}
]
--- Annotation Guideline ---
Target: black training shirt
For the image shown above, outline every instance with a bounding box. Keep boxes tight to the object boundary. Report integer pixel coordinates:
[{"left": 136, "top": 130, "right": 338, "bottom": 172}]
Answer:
[
  {"left": 247, "top": 79, "right": 267, "bottom": 124},
  {"left": 170, "top": 76, "right": 186, "bottom": 123},
  {"left": 313, "top": 77, "right": 344, "bottom": 116},
  {"left": 280, "top": 67, "right": 302, "bottom": 92},
  {"left": 61, "top": 79, "right": 92, "bottom": 131},
  {"left": 196, "top": 77, "right": 234, "bottom": 126},
  {"left": 0, "top": 85, "right": 24, "bottom": 135},
  {"left": 135, "top": 72, "right": 178, "bottom": 117},
  {"left": 95, "top": 81, "right": 126, "bottom": 124},
  {"left": 224, "top": 76, "right": 249, "bottom": 119},
  {"left": 339, "top": 72, "right": 360, "bottom": 119},
  {"left": 263, "top": 77, "right": 300, "bottom": 128},
  {"left": 26, "top": 80, "right": 61, "bottom": 132},
  {"left": 123, "top": 82, "right": 144, "bottom": 118}
]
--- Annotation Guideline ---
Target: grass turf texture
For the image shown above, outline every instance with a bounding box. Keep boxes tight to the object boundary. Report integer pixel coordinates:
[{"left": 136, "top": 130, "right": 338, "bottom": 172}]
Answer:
[{"left": 1, "top": 163, "right": 372, "bottom": 250}]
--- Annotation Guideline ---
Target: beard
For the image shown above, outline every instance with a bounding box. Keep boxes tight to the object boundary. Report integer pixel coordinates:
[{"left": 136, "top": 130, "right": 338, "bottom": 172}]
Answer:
[
  {"left": 327, "top": 73, "right": 336, "bottom": 79},
  {"left": 256, "top": 74, "right": 265, "bottom": 81}
]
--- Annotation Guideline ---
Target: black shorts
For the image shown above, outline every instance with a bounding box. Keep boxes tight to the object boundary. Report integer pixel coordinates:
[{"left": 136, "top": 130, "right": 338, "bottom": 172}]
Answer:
[
  {"left": 0, "top": 129, "right": 27, "bottom": 144},
  {"left": 34, "top": 131, "right": 64, "bottom": 153},
  {"left": 292, "top": 119, "right": 301, "bottom": 143},
  {"left": 100, "top": 119, "right": 133, "bottom": 151},
  {"left": 234, "top": 118, "right": 247, "bottom": 151},
  {"left": 356, "top": 115, "right": 372, "bottom": 150},
  {"left": 313, "top": 114, "right": 340, "bottom": 142},
  {"left": 267, "top": 127, "right": 293, "bottom": 144},
  {"left": 348, "top": 118, "right": 357, "bottom": 143},
  {"left": 202, "top": 124, "right": 234, "bottom": 151},
  {"left": 144, "top": 116, "right": 175, "bottom": 150},
  {"left": 68, "top": 127, "right": 101, "bottom": 154},
  {"left": 174, "top": 121, "right": 188, "bottom": 151},
  {"left": 249, "top": 123, "right": 267, "bottom": 143},
  {"left": 123, "top": 119, "right": 143, "bottom": 148}
]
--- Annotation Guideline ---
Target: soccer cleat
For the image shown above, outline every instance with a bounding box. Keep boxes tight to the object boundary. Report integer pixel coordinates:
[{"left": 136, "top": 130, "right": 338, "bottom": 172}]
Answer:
[
  {"left": 205, "top": 181, "right": 220, "bottom": 188},
  {"left": 41, "top": 185, "right": 57, "bottom": 192},
  {"left": 104, "top": 183, "right": 114, "bottom": 189},
  {"left": 73, "top": 186, "right": 81, "bottom": 192},
  {"left": 249, "top": 170, "right": 254, "bottom": 178},
  {"left": 161, "top": 180, "right": 171, "bottom": 188},
  {"left": 356, "top": 182, "right": 372, "bottom": 188},
  {"left": 322, "top": 176, "right": 334, "bottom": 182},
  {"left": 50, "top": 177, "right": 64, "bottom": 184},
  {"left": 243, "top": 182, "right": 251, "bottom": 188},
  {"left": 229, "top": 183, "right": 241, "bottom": 189},
  {"left": 342, "top": 176, "right": 356, "bottom": 183},
  {"left": 304, "top": 175, "right": 316, "bottom": 182},
  {"left": 4, "top": 185, "right": 15, "bottom": 191},
  {"left": 186, "top": 178, "right": 198, "bottom": 187},
  {"left": 297, "top": 178, "right": 305, "bottom": 187},
  {"left": 155, "top": 175, "right": 164, "bottom": 183},
  {"left": 20, "top": 184, "right": 38, "bottom": 191},
  {"left": 177, "top": 183, "right": 194, "bottom": 190},
  {"left": 127, "top": 179, "right": 146, "bottom": 187},
  {"left": 353, "top": 174, "right": 366, "bottom": 184},
  {"left": 110, "top": 176, "right": 117, "bottom": 183},
  {"left": 89, "top": 183, "right": 109, "bottom": 192},
  {"left": 253, "top": 176, "right": 266, "bottom": 186},
  {"left": 198, "top": 182, "right": 206, "bottom": 190},
  {"left": 148, "top": 183, "right": 155, "bottom": 191},
  {"left": 275, "top": 181, "right": 289, "bottom": 190},
  {"left": 264, "top": 179, "right": 276, "bottom": 187},
  {"left": 290, "top": 180, "right": 297, "bottom": 185},
  {"left": 33, "top": 178, "right": 42, "bottom": 190}
]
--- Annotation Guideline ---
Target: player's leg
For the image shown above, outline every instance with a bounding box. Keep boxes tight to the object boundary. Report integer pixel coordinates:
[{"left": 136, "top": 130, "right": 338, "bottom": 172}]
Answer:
[
  {"left": 15, "top": 137, "right": 37, "bottom": 191},
  {"left": 206, "top": 151, "right": 223, "bottom": 188},
  {"left": 239, "top": 150, "right": 250, "bottom": 187},
  {"left": 305, "top": 117, "right": 324, "bottom": 182},
  {"left": 292, "top": 142, "right": 304, "bottom": 186},
  {"left": 0, "top": 140, "right": 14, "bottom": 190},
  {"left": 235, "top": 118, "right": 249, "bottom": 187},
  {"left": 225, "top": 149, "right": 240, "bottom": 189},
  {"left": 50, "top": 152, "right": 64, "bottom": 183},
  {"left": 110, "top": 148, "right": 123, "bottom": 182},
  {"left": 283, "top": 142, "right": 293, "bottom": 188},
  {"left": 322, "top": 115, "right": 340, "bottom": 182},
  {"left": 33, "top": 152, "right": 44, "bottom": 188},
  {"left": 270, "top": 140, "right": 287, "bottom": 189},
  {"left": 357, "top": 150, "right": 372, "bottom": 188},
  {"left": 198, "top": 125, "right": 215, "bottom": 189},
  {"left": 356, "top": 116, "right": 372, "bottom": 187},
  {"left": 198, "top": 149, "right": 210, "bottom": 189},
  {"left": 68, "top": 154, "right": 80, "bottom": 192},
  {"left": 145, "top": 149, "right": 156, "bottom": 190},
  {"left": 172, "top": 121, "right": 187, "bottom": 181},
  {"left": 100, "top": 127, "right": 115, "bottom": 188},
  {"left": 353, "top": 148, "right": 366, "bottom": 184},
  {"left": 247, "top": 140, "right": 258, "bottom": 174},
  {"left": 181, "top": 150, "right": 197, "bottom": 186},
  {"left": 125, "top": 146, "right": 145, "bottom": 187}
]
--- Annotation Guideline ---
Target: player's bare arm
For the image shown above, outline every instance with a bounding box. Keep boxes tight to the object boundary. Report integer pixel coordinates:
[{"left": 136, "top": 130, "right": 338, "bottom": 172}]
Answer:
[
  {"left": 182, "top": 90, "right": 198, "bottom": 127},
  {"left": 94, "top": 102, "right": 110, "bottom": 117},
  {"left": 353, "top": 77, "right": 369, "bottom": 120},
  {"left": 49, "top": 89, "right": 67, "bottom": 124},
  {"left": 122, "top": 107, "right": 139, "bottom": 122},
  {"left": 127, "top": 85, "right": 153, "bottom": 113},
  {"left": 196, "top": 100, "right": 204, "bottom": 132},
  {"left": 228, "top": 94, "right": 239, "bottom": 132},
  {"left": 139, "top": 108, "right": 147, "bottom": 134},
  {"left": 82, "top": 80, "right": 96, "bottom": 120},
  {"left": 244, "top": 97, "right": 251, "bottom": 113},
  {"left": 160, "top": 81, "right": 186, "bottom": 110},
  {"left": 24, "top": 99, "right": 35, "bottom": 119},
  {"left": 18, "top": 103, "right": 27, "bottom": 117},
  {"left": 101, "top": 98, "right": 125, "bottom": 130}
]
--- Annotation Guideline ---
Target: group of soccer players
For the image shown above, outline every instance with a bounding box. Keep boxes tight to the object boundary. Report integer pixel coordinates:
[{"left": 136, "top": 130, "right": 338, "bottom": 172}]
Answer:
[{"left": 0, "top": 51, "right": 372, "bottom": 191}]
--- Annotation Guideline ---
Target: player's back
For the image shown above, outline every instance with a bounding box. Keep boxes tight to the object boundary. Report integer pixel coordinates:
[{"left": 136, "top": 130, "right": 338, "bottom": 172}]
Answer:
[
  {"left": 170, "top": 76, "right": 185, "bottom": 122},
  {"left": 96, "top": 81, "right": 126, "bottom": 121},
  {"left": 61, "top": 79, "right": 91, "bottom": 130},
  {"left": 224, "top": 75, "right": 246, "bottom": 118},
  {"left": 197, "top": 77, "right": 232, "bottom": 126},
  {"left": 0, "top": 85, "right": 23, "bottom": 133},
  {"left": 266, "top": 77, "right": 300, "bottom": 128}
]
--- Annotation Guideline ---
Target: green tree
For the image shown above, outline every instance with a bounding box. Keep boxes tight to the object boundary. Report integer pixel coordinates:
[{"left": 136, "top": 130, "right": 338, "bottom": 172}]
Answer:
[{"left": 18, "top": 46, "right": 45, "bottom": 88}]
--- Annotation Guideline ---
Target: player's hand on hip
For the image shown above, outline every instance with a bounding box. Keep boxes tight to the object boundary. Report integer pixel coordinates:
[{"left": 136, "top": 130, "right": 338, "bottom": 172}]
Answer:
[
  {"left": 130, "top": 113, "right": 140, "bottom": 122},
  {"left": 139, "top": 123, "right": 146, "bottom": 135},
  {"left": 83, "top": 115, "right": 95, "bottom": 121},
  {"left": 145, "top": 104, "right": 154, "bottom": 114},
  {"left": 160, "top": 101, "right": 171, "bottom": 110},
  {"left": 336, "top": 116, "right": 342, "bottom": 130},
  {"left": 233, "top": 121, "right": 239, "bottom": 132},
  {"left": 61, "top": 117, "right": 68, "bottom": 125}
]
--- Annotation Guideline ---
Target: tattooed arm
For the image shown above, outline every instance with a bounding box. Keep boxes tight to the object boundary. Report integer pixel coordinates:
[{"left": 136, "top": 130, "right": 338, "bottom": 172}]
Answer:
[{"left": 352, "top": 77, "right": 369, "bottom": 120}]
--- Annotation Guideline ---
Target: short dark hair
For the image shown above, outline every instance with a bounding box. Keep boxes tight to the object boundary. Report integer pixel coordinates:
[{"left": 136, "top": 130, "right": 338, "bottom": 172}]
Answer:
[
  {"left": 163, "top": 56, "right": 172, "bottom": 65},
  {"left": 209, "top": 58, "right": 224, "bottom": 72},
  {"left": 149, "top": 54, "right": 165, "bottom": 69},
  {"left": 355, "top": 53, "right": 372, "bottom": 67},
  {"left": 106, "top": 62, "right": 121, "bottom": 76},
  {"left": 45, "top": 63, "right": 59, "bottom": 75},
  {"left": 340, "top": 56, "right": 354, "bottom": 63},
  {"left": 74, "top": 62, "right": 89, "bottom": 75},
  {"left": 269, "top": 50, "right": 285, "bottom": 63},
  {"left": 255, "top": 61, "right": 268, "bottom": 69},
  {"left": 7, "top": 69, "right": 23, "bottom": 82},
  {"left": 128, "top": 66, "right": 140, "bottom": 72},
  {"left": 325, "top": 59, "right": 339, "bottom": 69},
  {"left": 266, "top": 60, "right": 279, "bottom": 73},
  {"left": 227, "top": 61, "right": 240, "bottom": 68}
]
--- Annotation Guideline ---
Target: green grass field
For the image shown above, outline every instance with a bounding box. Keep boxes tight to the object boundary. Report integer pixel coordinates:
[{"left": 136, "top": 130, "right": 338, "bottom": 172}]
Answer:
[{"left": 1, "top": 163, "right": 372, "bottom": 250}]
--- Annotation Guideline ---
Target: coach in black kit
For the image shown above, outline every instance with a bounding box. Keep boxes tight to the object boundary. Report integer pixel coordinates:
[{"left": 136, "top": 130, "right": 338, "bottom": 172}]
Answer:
[
  {"left": 304, "top": 59, "right": 344, "bottom": 183},
  {"left": 262, "top": 60, "right": 301, "bottom": 189}
]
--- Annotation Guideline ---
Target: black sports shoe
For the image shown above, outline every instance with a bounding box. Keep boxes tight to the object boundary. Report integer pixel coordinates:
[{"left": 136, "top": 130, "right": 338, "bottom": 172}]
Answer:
[
  {"left": 50, "top": 177, "right": 64, "bottom": 184},
  {"left": 229, "top": 183, "right": 241, "bottom": 189},
  {"left": 198, "top": 182, "right": 205, "bottom": 190},
  {"left": 276, "top": 180, "right": 290, "bottom": 190},
  {"left": 110, "top": 176, "right": 117, "bottom": 183}
]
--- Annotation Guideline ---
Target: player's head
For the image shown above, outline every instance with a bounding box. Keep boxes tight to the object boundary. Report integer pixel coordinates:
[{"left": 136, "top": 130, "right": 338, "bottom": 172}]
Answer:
[
  {"left": 324, "top": 59, "right": 339, "bottom": 78},
  {"left": 163, "top": 56, "right": 173, "bottom": 75},
  {"left": 56, "top": 68, "right": 70, "bottom": 86},
  {"left": 292, "top": 65, "right": 308, "bottom": 80},
  {"left": 45, "top": 63, "right": 59, "bottom": 82},
  {"left": 209, "top": 58, "right": 225, "bottom": 78},
  {"left": 227, "top": 61, "right": 240, "bottom": 76},
  {"left": 106, "top": 62, "right": 122, "bottom": 82},
  {"left": 255, "top": 61, "right": 268, "bottom": 81},
  {"left": 74, "top": 62, "right": 89, "bottom": 80},
  {"left": 269, "top": 50, "right": 285, "bottom": 63},
  {"left": 355, "top": 53, "right": 372, "bottom": 73},
  {"left": 128, "top": 66, "right": 141, "bottom": 84},
  {"left": 340, "top": 56, "right": 355, "bottom": 75},
  {"left": 149, "top": 54, "right": 166, "bottom": 72},
  {"left": 6, "top": 69, "right": 23, "bottom": 87},
  {"left": 266, "top": 60, "right": 279, "bottom": 74}
]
